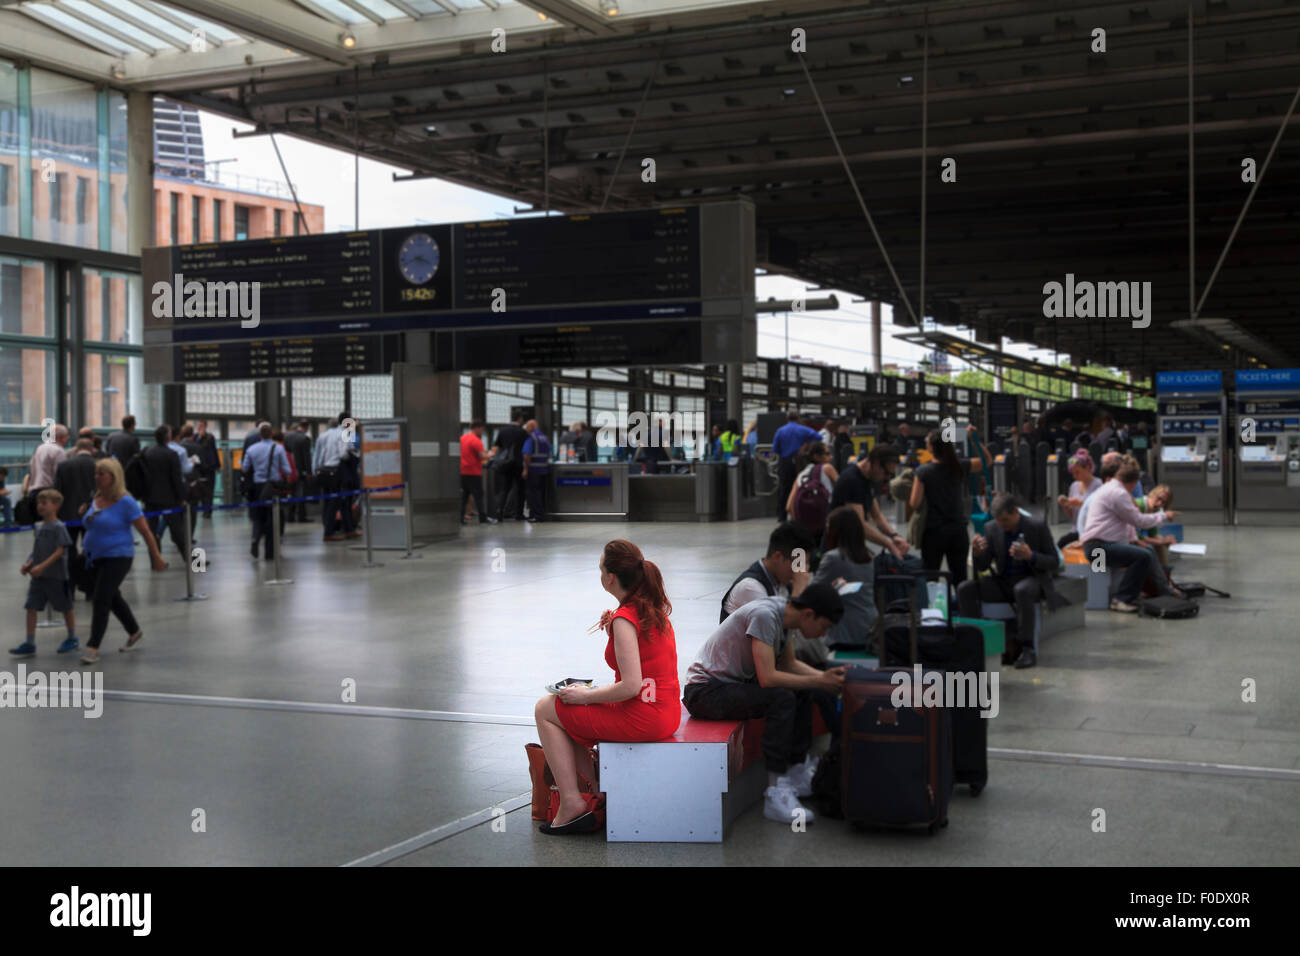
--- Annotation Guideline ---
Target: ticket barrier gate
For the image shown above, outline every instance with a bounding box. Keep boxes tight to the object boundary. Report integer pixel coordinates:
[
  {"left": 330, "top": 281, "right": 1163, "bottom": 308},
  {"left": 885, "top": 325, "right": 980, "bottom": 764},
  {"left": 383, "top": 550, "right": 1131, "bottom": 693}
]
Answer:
[{"left": 1044, "top": 452, "right": 1063, "bottom": 525}]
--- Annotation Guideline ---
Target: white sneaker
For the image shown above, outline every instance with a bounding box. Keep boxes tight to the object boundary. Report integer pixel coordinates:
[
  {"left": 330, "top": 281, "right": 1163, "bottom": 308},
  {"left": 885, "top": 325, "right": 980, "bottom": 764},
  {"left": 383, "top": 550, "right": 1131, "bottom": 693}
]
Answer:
[
  {"left": 763, "top": 780, "right": 815, "bottom": 825},
  {"left": 786, "top": 755, "right": 819, "bottom": 798}
]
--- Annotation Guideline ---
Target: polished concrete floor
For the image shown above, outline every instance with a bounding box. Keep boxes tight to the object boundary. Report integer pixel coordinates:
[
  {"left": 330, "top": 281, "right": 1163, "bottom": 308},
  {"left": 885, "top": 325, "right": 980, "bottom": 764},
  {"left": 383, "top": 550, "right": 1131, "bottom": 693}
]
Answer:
[{"left": 0, "top": 508, "right": 1296, "bottom": 866}]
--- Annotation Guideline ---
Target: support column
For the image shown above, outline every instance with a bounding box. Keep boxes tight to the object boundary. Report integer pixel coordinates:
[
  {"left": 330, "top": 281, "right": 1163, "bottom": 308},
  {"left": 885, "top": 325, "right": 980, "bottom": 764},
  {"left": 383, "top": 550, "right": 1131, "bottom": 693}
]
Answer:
[
  {"left": 471, "top": 375, "right": 486, "bottom": 424},
  {"left": 725, "top": 362, "right": 743, "bottom": 427},
  {"left": 393, "top": 363, "right": 462, "bottom": 542},
  {"left": 994, "top": 336, "right": 1004, "bottom": 392},
  {"left": 128, "top": 89, "right": 164, "bottom": 425},
  {"left": 871, "top": 301, "right": 883, "bottom": 374}
]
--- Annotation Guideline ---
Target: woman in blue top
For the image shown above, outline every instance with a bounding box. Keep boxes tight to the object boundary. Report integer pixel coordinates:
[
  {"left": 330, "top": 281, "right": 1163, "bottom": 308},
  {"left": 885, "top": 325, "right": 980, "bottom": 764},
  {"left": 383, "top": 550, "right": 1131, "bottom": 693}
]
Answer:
[{"left": 78, "top": 458, "right": 167, "bottom": 665}]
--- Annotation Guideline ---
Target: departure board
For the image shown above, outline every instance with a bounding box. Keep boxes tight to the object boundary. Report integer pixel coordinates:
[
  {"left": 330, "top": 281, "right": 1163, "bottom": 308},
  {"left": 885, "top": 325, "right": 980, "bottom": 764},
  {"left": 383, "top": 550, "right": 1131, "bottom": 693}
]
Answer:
[
  {"left": 143, "top": 200, "right": 752, "bottom": 382},
  {"left": 172, "top": 334, "right": 400, "bottom": 382}
]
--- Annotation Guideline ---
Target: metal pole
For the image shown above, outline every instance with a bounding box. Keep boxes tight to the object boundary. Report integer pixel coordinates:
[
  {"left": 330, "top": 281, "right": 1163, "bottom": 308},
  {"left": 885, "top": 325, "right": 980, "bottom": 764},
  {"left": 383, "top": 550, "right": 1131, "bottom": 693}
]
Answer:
[
  {"left": 1194, "top": 79, "right": 1300, "bottom": 317},
  {"left": 399, "top": 482, "right": 422, "bottom": 560},
  {"left": 1188, "top": 3, "right": 1195, "bottom": 320},
  {"left": 265, "top": 494, "right": 294, "bottom": 585},
  {"left": 360, "top": 487, "right": 383, "bottom": 568},
  {"left": 600, "top": 46, "right": 664, "bottom": 213},
  {"left": 36, "top": 606, "right": 58, "bottom": 627},
  {"left": 174, "top": 501, "right": 208, "bottom": 601},
  {"left": 920, "top": 7, "right": 928, "bottom": 328},
  {"left": 543, "top": 57, "right": 550, "bottom": 217}
]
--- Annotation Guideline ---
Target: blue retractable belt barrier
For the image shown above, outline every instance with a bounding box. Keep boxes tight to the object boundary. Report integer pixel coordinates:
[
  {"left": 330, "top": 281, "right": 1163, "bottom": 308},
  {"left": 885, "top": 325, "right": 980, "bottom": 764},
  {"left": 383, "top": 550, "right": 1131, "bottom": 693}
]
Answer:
[{"left": 0, "top": 483, "right": 406, "bottom": 534}]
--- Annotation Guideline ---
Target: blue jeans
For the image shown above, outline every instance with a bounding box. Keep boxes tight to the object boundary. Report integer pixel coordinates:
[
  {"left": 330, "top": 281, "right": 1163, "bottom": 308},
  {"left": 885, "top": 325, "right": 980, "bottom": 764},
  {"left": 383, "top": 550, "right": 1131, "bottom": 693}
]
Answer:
[
  {"left": 1083, "top": 539, "right": 1170, "bottom": 603},
  {"left": 0, "top": 493, "right": 12, "bottom": 525}
]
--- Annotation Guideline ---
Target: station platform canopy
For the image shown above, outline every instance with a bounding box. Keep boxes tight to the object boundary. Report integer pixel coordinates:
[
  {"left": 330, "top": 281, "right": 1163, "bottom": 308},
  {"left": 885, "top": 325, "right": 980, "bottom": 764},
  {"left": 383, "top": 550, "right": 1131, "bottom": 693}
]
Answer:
[{"left": 4, "top": 0, "right": 1298, "bottom": 375}]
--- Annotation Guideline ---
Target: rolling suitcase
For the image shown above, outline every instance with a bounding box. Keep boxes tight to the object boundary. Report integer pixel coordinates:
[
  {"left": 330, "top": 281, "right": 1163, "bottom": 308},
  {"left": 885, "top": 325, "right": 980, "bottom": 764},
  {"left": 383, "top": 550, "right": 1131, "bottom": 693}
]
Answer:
[
  {"left": 842, "top": 603, "right": 952, "bottom": 834},
  {"left": 877, "top": 571, "right": 990, "bottom": 795}
]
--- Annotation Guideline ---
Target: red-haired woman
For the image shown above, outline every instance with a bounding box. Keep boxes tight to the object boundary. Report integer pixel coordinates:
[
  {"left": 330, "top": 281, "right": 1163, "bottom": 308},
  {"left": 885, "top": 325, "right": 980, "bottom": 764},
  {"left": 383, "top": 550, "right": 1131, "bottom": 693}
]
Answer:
[{"left": 533, "top": 539, "right": 680, "bottom": 835}]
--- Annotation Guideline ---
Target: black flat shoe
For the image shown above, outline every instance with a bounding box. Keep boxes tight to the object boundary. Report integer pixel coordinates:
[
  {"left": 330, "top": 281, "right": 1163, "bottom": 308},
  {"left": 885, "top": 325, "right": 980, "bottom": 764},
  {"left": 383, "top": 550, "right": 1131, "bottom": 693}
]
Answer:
[
  {"left": 538, "top": 811, "right": 601, "bottom": 836},
  {"left": 1014, "top": 647, "right": 1037, "bottom": 669}
]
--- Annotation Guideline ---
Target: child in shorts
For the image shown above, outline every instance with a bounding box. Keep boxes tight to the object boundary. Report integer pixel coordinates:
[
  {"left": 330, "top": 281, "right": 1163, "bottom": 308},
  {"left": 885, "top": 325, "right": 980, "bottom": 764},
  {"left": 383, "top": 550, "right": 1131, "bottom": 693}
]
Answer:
[{"left": 9, "top": 489, "right": 78, "bottom": 658}]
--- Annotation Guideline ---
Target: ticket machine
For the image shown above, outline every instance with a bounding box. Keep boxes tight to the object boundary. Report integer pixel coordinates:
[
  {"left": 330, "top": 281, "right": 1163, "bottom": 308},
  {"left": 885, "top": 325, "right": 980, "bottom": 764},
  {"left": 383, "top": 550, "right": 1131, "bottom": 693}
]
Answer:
[
  {"left": 1233, "top": 369, "right": 1300, "bottom": 525},
  {"left": 1155, "top": 370, "right": 1226, "bottom": 518}
]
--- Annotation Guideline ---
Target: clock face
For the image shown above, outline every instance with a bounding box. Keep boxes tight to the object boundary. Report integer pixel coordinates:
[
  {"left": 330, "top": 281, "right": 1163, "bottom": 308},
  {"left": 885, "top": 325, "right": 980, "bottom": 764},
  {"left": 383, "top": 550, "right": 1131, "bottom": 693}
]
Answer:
[{"left": 398, "top": 232, "right": 439, "bottom": 285}]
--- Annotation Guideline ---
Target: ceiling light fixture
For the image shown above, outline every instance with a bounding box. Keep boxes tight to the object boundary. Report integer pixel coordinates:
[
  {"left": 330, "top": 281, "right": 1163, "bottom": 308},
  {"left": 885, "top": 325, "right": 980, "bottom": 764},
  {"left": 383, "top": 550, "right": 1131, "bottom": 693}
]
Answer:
[
  {"left": 341, "top": 32, "right": 357, "bottom": 48},
  {"left": 109, "top": 63, "right": 125, "bottom": 79},
  {"left": 538, "top": 11, "right": 548, "bottom": 20},
  {"left": 600, "top": 0, "right": 620, "bottom": 14}
]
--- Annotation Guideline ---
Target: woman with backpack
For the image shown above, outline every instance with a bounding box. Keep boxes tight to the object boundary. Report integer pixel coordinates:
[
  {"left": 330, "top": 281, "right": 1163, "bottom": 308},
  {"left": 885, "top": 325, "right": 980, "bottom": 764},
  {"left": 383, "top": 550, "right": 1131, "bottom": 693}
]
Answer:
[
  {"left": 785, "top": 441, "right": 838, "bottom": 530},
  {"left": 907, "top": 427, "right": 988, "bottom": 585}
]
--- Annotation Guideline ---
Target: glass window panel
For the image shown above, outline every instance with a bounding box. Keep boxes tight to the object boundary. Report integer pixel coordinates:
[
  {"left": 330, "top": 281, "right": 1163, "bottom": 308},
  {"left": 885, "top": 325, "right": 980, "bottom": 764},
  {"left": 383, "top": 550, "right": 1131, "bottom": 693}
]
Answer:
[
  {"left": 82, "top": 352, "right": 161, "bottom": 430},
  {"left": 30, "top": 70, "right": 97, "bottom": 248},
  {"left": 291, "top": 377, "right": 344, "bottom": 419},
  {"left": 0, "top": 257, "right": 54, "bottom": 338},
  {"left": 185, "top": 380, "right": 255, "bottom": 417},
  {"left": 0, "top": 60, "right": 17, "bottom": 238},
  {"left": 460, "top": 382, "right": 472, "bottom": 423},
  {"left": 82, "top": 268, "right": 140, "bottom": 345},
  {"left": 351, "top": 374, "right": 392, "bottom": 420},
  {"left": 0, "top": 344, "right": 56, "bottom": 426}
]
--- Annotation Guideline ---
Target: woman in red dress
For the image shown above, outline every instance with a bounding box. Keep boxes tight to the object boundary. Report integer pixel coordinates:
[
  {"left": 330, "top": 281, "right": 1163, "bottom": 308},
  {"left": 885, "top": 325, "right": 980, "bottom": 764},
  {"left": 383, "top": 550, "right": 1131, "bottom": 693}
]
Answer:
[{"left": 534, "top": 539, "right": 679, "bottom": 835}]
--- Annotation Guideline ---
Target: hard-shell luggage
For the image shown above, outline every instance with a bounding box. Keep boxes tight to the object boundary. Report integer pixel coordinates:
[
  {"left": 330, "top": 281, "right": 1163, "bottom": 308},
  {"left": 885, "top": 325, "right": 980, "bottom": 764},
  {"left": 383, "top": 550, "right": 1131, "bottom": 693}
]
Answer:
[{"left": 877, "top": 571, "right": 989, "bottom": 795}]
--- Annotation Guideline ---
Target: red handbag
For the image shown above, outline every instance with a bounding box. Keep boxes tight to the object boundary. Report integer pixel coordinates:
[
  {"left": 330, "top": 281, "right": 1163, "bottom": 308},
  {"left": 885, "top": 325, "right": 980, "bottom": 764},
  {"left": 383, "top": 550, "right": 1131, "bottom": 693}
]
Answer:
[
  {"left": 546, "top": 790, "right": 606, "bottom": 827},
  {"left": 526, "top": 743, "right": 602, "bottom": 823}
]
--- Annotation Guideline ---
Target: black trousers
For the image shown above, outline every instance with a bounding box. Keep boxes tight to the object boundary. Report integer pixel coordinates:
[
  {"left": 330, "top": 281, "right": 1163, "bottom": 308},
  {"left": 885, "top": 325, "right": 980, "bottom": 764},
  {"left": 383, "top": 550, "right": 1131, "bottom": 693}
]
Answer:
[
  {"left": 1057, "top": 530, "right": 1079, "bottom": 549},
  {"left": 777, "top": 456, "right": 797, "bottom": 519},
  {"left": 290, "top": 476, "right": 309, "bottom": 521},
  {"left": 496, "top": 464, "right": 524, "bottom": 519},
  {"left": 250, "top": 485, "right": 279, "bottom": 558},
  {"left": 526, "top": 471, "right": 548, "bottom": 520},
  {"left": 921, "top": 523, "right": 971, "bottom": 585},
  {"left": 684, "top": 680, "right": 817, "bottom": 775},
  {"left": 460, "top": 474, "right": 485, "bottom": 520},
  {"left": 86, "top": 556, "right": 139, "bottom": 650},
  {"left": 149, "top": 503, "right": 189, "bottom": 558},
  {"left": 957, "top": 574, "right": 1042, "bottom": 648}
]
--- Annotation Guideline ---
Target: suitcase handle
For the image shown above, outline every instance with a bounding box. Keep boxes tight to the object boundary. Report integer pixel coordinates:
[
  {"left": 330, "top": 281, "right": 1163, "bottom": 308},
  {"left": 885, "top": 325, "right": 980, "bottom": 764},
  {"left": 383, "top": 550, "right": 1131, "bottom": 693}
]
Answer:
[{"left": 873, "top": 569, "right": 955, "bottom": 666}]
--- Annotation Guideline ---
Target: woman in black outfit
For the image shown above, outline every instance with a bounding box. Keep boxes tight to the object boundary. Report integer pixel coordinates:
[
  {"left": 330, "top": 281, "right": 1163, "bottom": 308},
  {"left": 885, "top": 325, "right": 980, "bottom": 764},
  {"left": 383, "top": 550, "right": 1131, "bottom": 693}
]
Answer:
[{"left": 906, "top": 426, "right": 988, "bottom": 585}]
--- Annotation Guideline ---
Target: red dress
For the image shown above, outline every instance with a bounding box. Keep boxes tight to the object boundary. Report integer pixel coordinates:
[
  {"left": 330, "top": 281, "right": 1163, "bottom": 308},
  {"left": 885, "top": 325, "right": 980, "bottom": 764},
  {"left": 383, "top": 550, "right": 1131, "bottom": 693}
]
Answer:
[{"left": 554, "top": 604, "right": 680, "bottom": 747}]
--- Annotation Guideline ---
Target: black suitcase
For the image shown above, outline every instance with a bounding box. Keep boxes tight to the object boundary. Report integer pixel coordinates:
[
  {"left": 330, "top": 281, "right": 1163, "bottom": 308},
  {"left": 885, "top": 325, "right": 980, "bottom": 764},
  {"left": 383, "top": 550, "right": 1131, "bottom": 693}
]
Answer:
[
  {"left": 877, "top": 571, "right": 990, "bottom": 795},
  {"left": 841, "top": 655, "right": 952, "bottom": 834}
]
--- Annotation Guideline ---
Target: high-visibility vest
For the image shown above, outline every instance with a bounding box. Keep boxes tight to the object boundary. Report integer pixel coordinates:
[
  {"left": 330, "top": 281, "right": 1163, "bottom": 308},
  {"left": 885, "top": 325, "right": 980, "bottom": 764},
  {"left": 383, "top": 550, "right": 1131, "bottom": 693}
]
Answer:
[{"left": 719, "top": 431, "right": 739, "bottom": 454}]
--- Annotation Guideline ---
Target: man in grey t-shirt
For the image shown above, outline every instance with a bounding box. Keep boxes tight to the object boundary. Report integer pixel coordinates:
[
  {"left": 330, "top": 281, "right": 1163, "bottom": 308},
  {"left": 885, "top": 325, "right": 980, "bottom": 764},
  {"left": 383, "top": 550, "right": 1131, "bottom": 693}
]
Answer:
[{"left": 683, "top": 585, "right": 846, "bottom": 826}]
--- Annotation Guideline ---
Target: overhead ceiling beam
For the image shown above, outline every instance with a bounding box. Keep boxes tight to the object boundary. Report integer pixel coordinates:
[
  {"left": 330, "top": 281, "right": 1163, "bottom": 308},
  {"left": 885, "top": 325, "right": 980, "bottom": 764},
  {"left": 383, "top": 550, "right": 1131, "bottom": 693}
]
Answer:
[
  {"left": 82, "top": 0, "right": 194, "bottom": 50},
  {"left": 152, "top": 0, "right": 355, "bottom": 64},
  {"left": 12, "top": 5, "right": 128, "bottom": 58},
  {"left": 52, "top": 2, "right": 161, "bottom": 54}
]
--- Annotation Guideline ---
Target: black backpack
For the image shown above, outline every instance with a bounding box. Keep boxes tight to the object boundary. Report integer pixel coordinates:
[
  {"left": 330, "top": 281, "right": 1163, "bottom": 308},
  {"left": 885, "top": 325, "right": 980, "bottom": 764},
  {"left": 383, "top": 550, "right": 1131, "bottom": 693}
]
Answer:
[{"left": 1140, "top": 595, "right": 1199, "bottom": 619}]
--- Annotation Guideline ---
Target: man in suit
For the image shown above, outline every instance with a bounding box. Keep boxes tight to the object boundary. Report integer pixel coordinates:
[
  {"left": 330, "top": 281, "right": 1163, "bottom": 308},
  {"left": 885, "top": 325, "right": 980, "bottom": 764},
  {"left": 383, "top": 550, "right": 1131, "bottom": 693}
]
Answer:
[
  {"left": 143, "top": 424, "right": 188, "bottom": 559},
  {"left": 492, "top": 412, "right": 529, "bottom": 521},
  {"left": 957, "top": 492, "right": 1064, "bottom": 670},
  {"left": 55, "top": 438, "right": 97, "bottom": 552},
  {"left": 189, "top": 420, "right": 222, "bottom": 521},
  {"left": 283, "top": 421, "right": 313, "bottom": 522},
  {"left": 105, "top": 415, "right": 140, "bottom": 467}
]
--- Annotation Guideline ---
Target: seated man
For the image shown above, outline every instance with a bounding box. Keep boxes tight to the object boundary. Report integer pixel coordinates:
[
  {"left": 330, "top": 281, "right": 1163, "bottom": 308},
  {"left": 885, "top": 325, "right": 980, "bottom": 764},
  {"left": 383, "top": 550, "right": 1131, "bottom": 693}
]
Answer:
[
  {"left": 683, "top": 584, "right": 846, "bottom": 825},
  {"left": 958, "top": 493, "right": 1063, "bottom": 670},
  {"left": 721, "top": 522, "right": 823, "bottom": 666},
  {"left": 721, "top": 522, "right": 816, "bottom": 622},
  {"left": 1056, "top": 449, "right": 1100, "bottom": 549},
  {"left": 1080, "top": 459, "right": 1183, "bottom": 612}
]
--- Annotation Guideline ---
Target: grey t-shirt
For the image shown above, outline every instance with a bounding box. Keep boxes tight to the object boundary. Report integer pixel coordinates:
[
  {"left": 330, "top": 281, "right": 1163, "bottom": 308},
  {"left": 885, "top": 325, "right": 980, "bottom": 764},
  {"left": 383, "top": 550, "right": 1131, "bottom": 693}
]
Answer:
[
  {"left": 29, "top": 520, "right": 72, "bottom": 581},
  {"left": 687, "top": 596, "right": 789, "bottom": 685}
]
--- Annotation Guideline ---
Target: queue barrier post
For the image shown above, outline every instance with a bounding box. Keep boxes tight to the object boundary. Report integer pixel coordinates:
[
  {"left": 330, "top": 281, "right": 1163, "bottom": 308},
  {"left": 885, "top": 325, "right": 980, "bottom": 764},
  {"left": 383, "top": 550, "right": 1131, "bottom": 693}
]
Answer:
[
  {"left": 399, "top": 481, "right": 422, "bottom": 560},
  {"left": 173, "top": 500, "right": 209, "bottom": 602},
  {"left": 265, "top": 494, "right": 294, "bottom": 586},
  {"left": 360, "top": 486, "right": 383, "bottom": 569}
]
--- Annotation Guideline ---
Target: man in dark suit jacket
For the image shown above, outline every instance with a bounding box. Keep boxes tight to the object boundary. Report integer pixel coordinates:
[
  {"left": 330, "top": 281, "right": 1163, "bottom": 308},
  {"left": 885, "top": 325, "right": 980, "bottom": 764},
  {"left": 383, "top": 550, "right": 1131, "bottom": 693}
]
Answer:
[
  {"left": 105, "top": 415, "right": 140, "bottom": 467},
  {"left": 957, "top": 492, "right": 1063, "bottom": 670},
  {"left": 55, "top": 438, "right": 97, "bottom": 551},
  {"left": 143, "top": 424, "right": 188, "bottom": 558},
  {"left": 282, "top": 421, "right": 313, "bottom": 522}
]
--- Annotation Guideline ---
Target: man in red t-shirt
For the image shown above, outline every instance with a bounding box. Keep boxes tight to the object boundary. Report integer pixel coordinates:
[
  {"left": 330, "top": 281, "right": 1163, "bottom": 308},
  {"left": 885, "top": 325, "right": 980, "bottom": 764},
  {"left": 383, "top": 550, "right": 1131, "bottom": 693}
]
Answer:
[{"left": 460, "top": 420, "right": 497, "bottom": 525}]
